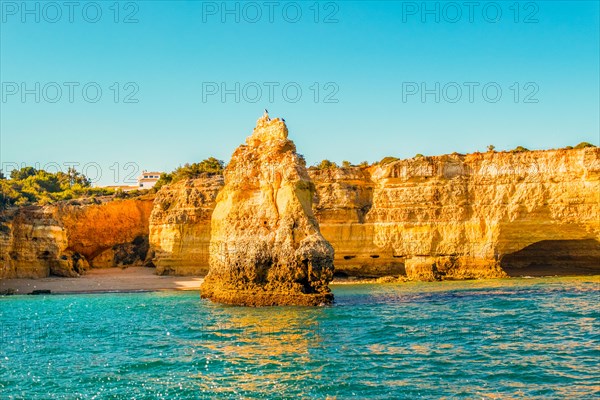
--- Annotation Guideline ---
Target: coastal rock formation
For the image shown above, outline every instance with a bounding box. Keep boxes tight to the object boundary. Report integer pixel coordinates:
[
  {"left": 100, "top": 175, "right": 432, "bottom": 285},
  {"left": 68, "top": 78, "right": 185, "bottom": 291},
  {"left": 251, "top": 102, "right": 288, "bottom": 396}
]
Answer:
[
  {"left": 3, "top": 143, "right": 598, "bottom": 282},
  {"left": 150, "top": 147, "right": 599, "bottom": 280},
  {"left": 200, "top": 113, "right": 335, "bottom": 305},
  {"left": 311, "top": 148, "right": 600, "bottom": 280},
  {"left": 312, "top": 147, "right": 599, "bottom": 279},
  {"left": 0, "top": 197, "right": 154, "bottom": 279},
  {"left": 0, "top": 206, "right": 71, "bottom": 278},
  {"left": 149, "top": 177, "right": 223, "bottom": 275}
]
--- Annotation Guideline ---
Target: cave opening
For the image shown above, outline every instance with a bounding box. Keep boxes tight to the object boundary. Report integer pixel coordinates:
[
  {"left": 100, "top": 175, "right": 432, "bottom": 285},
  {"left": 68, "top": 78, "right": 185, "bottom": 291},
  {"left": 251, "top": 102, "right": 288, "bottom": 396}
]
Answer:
[
  {"left": 333, "top": 270, "right": 349, "bottom": 279},
  {"left": 500, "top": 239, "right": 600, "bottom": 277}
]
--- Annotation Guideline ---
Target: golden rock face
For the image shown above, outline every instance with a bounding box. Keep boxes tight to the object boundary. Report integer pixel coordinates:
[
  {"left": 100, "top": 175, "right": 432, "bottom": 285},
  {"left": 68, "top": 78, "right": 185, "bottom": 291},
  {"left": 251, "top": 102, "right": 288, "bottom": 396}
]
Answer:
[
  {"left": 3, "top": 125, "right": 598, "bottom": 282},
  {"left": 200, "top": 114, "right": 335, "bottom": 306},
  {"left": 311, "top": 148, "right": 600, "bottom": 278},
  {"left": 151, "top": 146, "right": 599, "bottom": 280},
  {"left": 149, "top": 176, "right": 223, "bottom": 276}
]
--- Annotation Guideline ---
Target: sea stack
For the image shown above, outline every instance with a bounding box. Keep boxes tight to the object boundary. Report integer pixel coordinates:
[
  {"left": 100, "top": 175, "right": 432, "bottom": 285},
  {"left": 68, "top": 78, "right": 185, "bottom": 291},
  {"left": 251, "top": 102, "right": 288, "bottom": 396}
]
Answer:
[{"left": 200, "top": 112, "right": 335, "bottom": 306}]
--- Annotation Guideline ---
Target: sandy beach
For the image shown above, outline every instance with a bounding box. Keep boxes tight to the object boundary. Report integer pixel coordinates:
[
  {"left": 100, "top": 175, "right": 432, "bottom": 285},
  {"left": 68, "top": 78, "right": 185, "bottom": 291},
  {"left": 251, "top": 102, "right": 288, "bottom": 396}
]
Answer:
[
  {"left": 0, "top": 267, "right": 398, "bottom": 295},
  {"left": 0, "top": 267, "right": 204, "bottom": 295}
]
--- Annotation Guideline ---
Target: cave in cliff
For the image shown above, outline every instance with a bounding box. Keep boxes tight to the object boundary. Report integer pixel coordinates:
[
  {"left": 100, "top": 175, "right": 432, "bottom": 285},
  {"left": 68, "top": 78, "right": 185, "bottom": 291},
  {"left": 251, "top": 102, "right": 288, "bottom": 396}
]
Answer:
[{"left": 500, "top": 239, "right": 600, "bottom": 277}]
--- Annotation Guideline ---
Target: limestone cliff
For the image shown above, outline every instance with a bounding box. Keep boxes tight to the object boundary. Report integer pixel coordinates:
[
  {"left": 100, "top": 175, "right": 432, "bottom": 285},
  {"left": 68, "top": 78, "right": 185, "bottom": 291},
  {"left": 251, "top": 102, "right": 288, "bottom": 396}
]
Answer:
[
  {"left": 149, "top": 177, "right": 223, "bottom": 275},
  {"left": 150, "top": 147, "right": 599, "bottom": 280},
  {"left": 312, "top": 148, "right": 599, "bottom": 279},
  {"left": 0, "top": 196, "right": 154, "bottom": 278},
  {"left": 200, "top": 113, "right": 335, "bottom": 305},
  {"left": 0, "top": 206, "right": 74, "bottom": 278},
  {"left": 5, "top": 144, "right": 597, "bottom": 282}
]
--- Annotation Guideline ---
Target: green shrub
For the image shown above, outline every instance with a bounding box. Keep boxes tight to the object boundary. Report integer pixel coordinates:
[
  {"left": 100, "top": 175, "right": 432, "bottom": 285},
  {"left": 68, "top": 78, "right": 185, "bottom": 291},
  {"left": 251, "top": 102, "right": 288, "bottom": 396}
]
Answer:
[
  {"left": 10, "top": 166, "right": 37, "bottom": 180},
  {"left": 379, "top": 156, "right": 400, "bottom": 165},
  {"left": 510, "top": 146, "right": 529, "bottom": 153},
  {"left": 155, "top": 157, "right": 225, "bottom": 189},
  {"left": 314, "top": 160, "right": 338, "bottom": 170},
  {"left": 574, "top": 142, "right": 596, "bottom": 149},
  {"left": 0, "top": 167, "right": 111, "bottom": 209}
]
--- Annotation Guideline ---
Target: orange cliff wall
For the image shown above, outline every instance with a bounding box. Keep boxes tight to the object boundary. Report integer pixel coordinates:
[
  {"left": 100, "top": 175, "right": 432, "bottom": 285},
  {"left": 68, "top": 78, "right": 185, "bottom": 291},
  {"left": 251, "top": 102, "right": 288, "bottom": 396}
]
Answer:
[{"left": 0, "top": 196, "right": 154, "bottom": 279}]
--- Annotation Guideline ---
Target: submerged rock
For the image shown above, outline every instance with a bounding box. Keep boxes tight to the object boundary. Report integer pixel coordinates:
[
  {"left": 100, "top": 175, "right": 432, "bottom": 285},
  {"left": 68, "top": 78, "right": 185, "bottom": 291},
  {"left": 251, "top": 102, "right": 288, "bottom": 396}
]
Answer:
[{"left": 200, "top": 113, "right": 335, "bottom": 306}]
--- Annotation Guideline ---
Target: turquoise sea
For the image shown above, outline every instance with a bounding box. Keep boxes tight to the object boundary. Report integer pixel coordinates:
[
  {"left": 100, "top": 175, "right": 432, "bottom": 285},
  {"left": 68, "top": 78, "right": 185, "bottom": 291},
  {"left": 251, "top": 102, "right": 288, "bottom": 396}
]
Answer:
[{"left": 1, "top": 277, "right": 599, "bottom": 399}]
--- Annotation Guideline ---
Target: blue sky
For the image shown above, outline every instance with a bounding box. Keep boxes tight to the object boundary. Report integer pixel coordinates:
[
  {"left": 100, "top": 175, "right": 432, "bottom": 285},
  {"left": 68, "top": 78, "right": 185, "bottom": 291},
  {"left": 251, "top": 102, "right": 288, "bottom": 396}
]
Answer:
[{"left": 1, "top": 0, "right": 599, "bottom": 185}]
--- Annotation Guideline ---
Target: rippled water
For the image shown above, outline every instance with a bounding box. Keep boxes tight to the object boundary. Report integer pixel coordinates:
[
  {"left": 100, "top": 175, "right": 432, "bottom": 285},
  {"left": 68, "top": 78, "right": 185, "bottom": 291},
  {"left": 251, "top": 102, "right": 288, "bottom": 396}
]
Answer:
[{"left": 1, "top": 276, "right": 599, "bottom": 399}]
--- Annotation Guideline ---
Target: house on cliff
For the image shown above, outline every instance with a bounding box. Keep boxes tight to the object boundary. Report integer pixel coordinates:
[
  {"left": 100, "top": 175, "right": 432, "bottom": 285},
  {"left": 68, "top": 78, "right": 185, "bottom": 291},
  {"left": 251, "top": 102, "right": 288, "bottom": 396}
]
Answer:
[{"left": 138, "top": 171, "right": 162, "bottom": 189}]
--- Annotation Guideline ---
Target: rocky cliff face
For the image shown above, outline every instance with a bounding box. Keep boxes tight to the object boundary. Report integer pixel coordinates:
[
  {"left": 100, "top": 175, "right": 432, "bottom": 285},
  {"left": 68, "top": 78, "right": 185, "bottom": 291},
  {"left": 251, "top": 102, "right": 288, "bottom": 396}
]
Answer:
[
  {"left": 312, "top": 148, "right": 600, "bottom": 279},
  {"left": 200, "top": 113, "right": 335, "bottom": 305},
  {"left": 0, "top": 197, "right": 154, "bottom": 278},
  {"left": 4, "top": 146, "right": 597, "bottom": 282},
  {"left": 0, "top": 206, "right": 73, "bottom": 278},
  {"left": 149, "top": 177, "right": 223, "bottom": 275},
  {"left": 150, "top": 147, "right": 599, "bottom": 280}
]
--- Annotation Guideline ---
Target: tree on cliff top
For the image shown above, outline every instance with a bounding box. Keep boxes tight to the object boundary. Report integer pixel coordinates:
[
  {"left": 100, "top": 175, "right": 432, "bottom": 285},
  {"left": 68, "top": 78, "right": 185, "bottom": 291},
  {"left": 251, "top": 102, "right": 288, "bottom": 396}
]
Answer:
[
  {"left": 59, "top": 167, "right": 91, "bottom": 188},
  {"left": 154, "top": 157, "right": 225, "bottom": 190},
  {"left": 313, "top": 160, "right": 338, "bottom": 170},
  {"left": 10, "top": 166, "right": 37, "bottom": 180},
  {"left": 574, "top": 142, "right": 596, "bottom": 149},
  {"left": 379, "top": 156, "right": 400, "bottom": 165},
  {"left": 0, "top": 167, "right": 110, "bottom": 209}
]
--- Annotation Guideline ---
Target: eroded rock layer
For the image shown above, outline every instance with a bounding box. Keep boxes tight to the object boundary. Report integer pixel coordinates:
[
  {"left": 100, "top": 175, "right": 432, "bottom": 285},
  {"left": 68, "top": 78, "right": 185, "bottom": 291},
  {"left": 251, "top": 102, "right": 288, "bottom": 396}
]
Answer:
[
  {"left": 200, "top": 114, "right": 335, "bottom": 305},
  {"left": 150, "top": 147, "right": 599, "bottom": 280},
  {"left": 149, "top": 177, "right": 223, "bottom": 275},
  {"left": 3, "top": 145, "right": 598, "bottom": 282},
  {"left": 0, "top": 197, "right": 154, "bottom": 278},
  {"left": 313, "top": 148, "right": 600, "bottom": 279}
]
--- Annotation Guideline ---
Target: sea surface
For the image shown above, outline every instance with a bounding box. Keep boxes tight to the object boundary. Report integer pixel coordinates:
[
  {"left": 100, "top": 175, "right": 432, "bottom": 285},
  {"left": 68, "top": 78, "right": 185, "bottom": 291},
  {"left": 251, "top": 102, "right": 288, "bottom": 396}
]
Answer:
[{"left": 1, "top": 276, "right": 599, "bottom": 399}]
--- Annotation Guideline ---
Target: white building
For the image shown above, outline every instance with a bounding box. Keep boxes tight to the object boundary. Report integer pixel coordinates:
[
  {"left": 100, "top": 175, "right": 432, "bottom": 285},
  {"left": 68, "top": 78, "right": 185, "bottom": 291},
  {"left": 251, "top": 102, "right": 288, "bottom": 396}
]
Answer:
[{"left": 138, "top": 171, "right": 162, "bottom": 189}]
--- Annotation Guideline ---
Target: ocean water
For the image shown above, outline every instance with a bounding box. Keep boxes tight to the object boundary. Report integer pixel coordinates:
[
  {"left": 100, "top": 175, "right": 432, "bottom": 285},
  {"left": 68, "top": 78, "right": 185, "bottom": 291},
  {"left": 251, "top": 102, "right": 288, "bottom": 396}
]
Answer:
[{"left": 1, "top": 277, "right": 598, "bottom": 399}]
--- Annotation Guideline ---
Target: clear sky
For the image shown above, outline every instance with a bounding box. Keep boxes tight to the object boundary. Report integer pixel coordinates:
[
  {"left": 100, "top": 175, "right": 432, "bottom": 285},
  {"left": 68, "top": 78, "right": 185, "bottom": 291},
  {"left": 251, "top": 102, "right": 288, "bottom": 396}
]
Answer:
[{"left": 1, "top": 0, "right": 599, "bottom": 185}]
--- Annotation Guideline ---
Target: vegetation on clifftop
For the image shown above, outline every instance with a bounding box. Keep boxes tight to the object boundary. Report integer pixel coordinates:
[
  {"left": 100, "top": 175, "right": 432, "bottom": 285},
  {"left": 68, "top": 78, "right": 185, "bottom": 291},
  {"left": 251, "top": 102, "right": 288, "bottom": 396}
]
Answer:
[
  {"left": 510, "top": 146, "right": 530, "bottom": 153},
  {"left": 313, "top": 160, "right": 338, "bottom": 170},
  {"left": 379, "top": 156, "right": 400, "bottom": 165},
  {"left": 154, "top": 157, "right": 225, "bottom": 189},
  {"left": 0, "top": 167, "right": 114, "bottom": 208},
  {"left": 573, "top": 142, "right": 596, "bottom": 149},
  {"left": 312, "top": 160, "right": 371, "bottom": 169}
]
